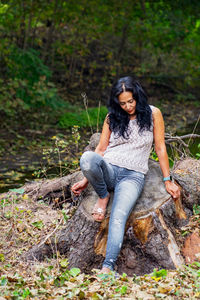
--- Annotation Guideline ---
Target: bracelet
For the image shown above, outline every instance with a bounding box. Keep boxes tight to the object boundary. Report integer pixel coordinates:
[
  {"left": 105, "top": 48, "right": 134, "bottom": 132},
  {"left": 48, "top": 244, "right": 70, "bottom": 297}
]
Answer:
[{"left": 163, "top": 176, "right": 171, "bottom": 182}]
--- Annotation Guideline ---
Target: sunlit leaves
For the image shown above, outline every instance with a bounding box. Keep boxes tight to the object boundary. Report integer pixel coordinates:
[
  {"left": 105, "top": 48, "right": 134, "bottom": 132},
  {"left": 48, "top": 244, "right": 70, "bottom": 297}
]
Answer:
[
  {"left": 9, "top": 187, "right": 25, "bottom": 194},
  {"left": 32, "top": 220, "right": 44, "bottom": 230},
  {"left": 60, "top": 259, "right": 69, "bottom": 268},
  {"left": 0, "top": 253, "right": 5, "bottom": 262},
  {"left": 0, "top": 277, "right": 8, "bottom": 286},
  {"left": 151, "top": 268, "right": 168, "bottom": 279},
  {"left": 193, "top": 204, "right": 200, "bottom": 215},
  {"left": 69, "top": 268, "right": 81, "bottom": 277}
]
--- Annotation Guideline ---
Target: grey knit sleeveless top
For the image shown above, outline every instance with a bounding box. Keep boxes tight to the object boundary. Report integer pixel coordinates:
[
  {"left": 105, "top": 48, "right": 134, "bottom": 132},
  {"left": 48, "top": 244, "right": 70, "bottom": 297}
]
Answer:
[{"left": 103, "top": 105, "right": 155, "bottom": 174}]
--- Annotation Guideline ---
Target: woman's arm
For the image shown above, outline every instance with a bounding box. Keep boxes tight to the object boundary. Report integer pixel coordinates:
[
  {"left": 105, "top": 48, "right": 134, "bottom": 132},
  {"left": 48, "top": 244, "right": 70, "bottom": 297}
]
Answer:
[
  {"left": 153, "top": 107, "right": 180, "bottom": 200},
  {"left": 95, "top": 115, "right": 111, "bottom": 156}
]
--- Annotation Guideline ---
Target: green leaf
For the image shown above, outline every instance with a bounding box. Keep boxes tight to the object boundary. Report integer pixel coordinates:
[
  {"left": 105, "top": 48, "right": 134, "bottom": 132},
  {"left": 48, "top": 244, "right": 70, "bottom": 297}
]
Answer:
[
  {"left": 193, "top": 261, "right": 200, "bottom": 268},
  {"left": 193, "top": 204, "right": 200, "bottom": 215},
  {"left": 32, "top": 220, "right": 44, "bottom": 229},
  {"left": 9, "top": 187, "right": 24, "bottom": 194},
  {"left": 0, "top": 253, "right": 5, "bottom": 262},
  {"left": 78, "top": 290, "right": 85, "bottom": 299},
  {"left": 60, "top": 259, "right": 69, "bottom": 268},
  {"left": 69, "top": 267, "right": 81, "bottom": 277},
  {"left": 120, "top": 285, "right": 128, "bottom": 295},
  {"left": 1, "top": 277, "right": 7, "bottom": 286},
  {"left": 22, "top": 288, "right": 31, "bottom": 297},
  {"left": 152, "top": 268, "right": 168, "bottom": 278},
  {"left": 91, "top": 293, "right": 102, "bottom": 300},
  {"left": 61, "top": 210, "right": 69, "bottom": 222}
]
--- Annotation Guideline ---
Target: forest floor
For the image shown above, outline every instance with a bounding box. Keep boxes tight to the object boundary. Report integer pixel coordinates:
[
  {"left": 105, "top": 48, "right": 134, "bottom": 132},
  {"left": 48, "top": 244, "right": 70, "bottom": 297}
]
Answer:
[{"left": 0, "top": 188, "right": 200, "bottom": 299}]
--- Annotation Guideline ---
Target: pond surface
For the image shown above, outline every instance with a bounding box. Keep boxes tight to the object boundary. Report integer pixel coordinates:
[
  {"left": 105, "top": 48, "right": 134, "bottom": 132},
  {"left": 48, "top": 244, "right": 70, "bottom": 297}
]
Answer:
[{"left": 0, "top": 127, "right": 91, "bottom": 194}]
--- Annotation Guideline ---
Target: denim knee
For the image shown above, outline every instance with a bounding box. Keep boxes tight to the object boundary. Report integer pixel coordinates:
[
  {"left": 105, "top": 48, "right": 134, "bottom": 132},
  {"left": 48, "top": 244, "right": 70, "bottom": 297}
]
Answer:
[{"left": 80, "top": 151, "right": 97, "bottom": 172}]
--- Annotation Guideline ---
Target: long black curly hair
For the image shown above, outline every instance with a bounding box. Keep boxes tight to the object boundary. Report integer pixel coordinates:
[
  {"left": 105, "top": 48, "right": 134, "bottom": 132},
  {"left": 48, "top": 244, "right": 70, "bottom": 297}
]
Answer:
[{"left": 108, "top": 76, "right": 152, "bottom": 138}]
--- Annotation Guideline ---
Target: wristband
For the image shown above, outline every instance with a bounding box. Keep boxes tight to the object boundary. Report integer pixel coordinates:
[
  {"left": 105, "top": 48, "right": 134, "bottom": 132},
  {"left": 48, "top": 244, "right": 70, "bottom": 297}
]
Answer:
[{"left": 163, "top": 176, "right": 171, "bottom": 182}]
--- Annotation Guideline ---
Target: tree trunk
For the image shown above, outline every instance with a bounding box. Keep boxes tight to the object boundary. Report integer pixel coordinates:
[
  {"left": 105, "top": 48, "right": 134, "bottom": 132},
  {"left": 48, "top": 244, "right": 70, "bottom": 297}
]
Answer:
[
  {"left": 23, "top": 0, "right": 33, "bottom": 50},
  {"left": 17, "top": 0, "right": 26, "bottom": 49},
  {"left": 2, "top": 135, "right": 199, "bottom": 276}
]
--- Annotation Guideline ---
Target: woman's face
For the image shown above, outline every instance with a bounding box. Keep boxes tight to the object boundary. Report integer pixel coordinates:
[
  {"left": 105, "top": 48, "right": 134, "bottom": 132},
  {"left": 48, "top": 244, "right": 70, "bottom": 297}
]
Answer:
[{"left": 118, "top": 91, "right": 136, "bottom": 116}]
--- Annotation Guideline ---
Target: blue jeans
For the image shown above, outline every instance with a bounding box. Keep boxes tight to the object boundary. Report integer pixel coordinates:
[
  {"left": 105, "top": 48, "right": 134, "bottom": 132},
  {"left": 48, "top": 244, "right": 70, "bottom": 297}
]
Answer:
[{"left": 80, "top": 151, "right": 145, "bottom": 271}]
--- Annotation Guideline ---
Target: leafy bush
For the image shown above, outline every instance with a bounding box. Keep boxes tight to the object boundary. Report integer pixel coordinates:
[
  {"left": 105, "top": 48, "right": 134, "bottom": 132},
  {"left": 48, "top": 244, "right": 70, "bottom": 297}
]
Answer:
[
  {"left": 0, "top": 47, "right": 63, "bottom": 115},
  {"left": 7, "top": 47, "right": 51, "bottom": 84}
]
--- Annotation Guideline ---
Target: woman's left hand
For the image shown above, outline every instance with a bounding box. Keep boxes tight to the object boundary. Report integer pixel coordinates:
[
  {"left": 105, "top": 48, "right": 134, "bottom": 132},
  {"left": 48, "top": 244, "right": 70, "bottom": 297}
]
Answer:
[{"left": 164, "top": 181, "right": 181, "bottom": 200}]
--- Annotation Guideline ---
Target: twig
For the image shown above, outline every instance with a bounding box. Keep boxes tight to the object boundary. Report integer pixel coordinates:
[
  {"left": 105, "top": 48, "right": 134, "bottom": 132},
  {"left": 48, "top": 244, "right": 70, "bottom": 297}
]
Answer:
[
  {"left": 165, "top": 133, "right": 200, "bottom": 147},
  {"left": 38, "top": 218, "right": 63, "bottom": 247},
  {"left": 97, "top": 100, "right": 101, "bottom": 133},
  {"left": 165, "top": 133, "right": 200, "bottom": 140},
  {"left": 164, "top": 132, "right": 200, "bottom": 159},
  {"left": 188, "top": 115, "right": 200, "bottom": 146},
  {"left": 81, "top": 92, "right": 93, "bottom": 135},
  {"left": 165, "top": 138, "right": 189, "bottom": 148}
]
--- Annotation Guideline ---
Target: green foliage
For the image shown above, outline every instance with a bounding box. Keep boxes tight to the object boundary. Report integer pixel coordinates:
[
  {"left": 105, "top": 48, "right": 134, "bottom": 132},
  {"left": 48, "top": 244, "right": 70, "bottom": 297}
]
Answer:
[
  {"left": 32, "top": 220, "right": 44, "bottom": 230},
  {"left": 60, "top": 259, "right": 69, "bottom": 269},
  {"left": 193, "top": 204, "right": 200, "bottom": 215},
  {"left": 8, "top": 47, "right": 51, "bottom": 85},
  {"left": 0, "top": 253, "right": 5, "bottom": 262},
  {"left": 0, "top": 47, "right": 64, "bottom": 115},
  {"left": 69, "top": 268, "right": 81, "bottom": 277},
  {"left": 0, "top": 76, "right": 63, "bottom": 116},
  {"left": 61, "top": 210, "right": 70, "bottom": 223},
  {"left": 115, "top": 285, "right": 128, "bottom": 295},
  {"left": 151, "top": 268, "right": 168, "bottom": 279},
  {"left": 150, "top": 149, "right": 159, "bottom": 161},
  {"left": 9, "top": 188, "right": 25, "bottom": 194},
  {"left": 33, "top": 127, "right": 84, "bottom": 181},
  {"left": 195, "top": 144, "right": 200, "bottom": 159},
  {"left": 59, "top": 106, "right": 108, "bottom": 128},
  {"left": 72, "top": 125, "right": 81, "bottom": 152},
  {"left": 0, "top": 0, "right": 199, "bottom": 112},
  {"left": 184, "top": 262, "right": 200, "bottom": 280}
]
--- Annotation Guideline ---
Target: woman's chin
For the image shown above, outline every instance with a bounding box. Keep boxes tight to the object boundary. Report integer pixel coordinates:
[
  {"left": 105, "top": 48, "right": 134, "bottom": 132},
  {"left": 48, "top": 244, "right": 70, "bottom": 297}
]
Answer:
[{"left": 128, "top": 111, "right": 135, "bottom": 115}]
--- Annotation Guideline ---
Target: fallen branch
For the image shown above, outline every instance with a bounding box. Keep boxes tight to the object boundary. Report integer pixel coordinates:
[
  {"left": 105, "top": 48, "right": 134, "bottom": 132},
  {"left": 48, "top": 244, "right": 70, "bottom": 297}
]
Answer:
[{"left": 165, "top": 133, "right": 200, "bottom": 143}]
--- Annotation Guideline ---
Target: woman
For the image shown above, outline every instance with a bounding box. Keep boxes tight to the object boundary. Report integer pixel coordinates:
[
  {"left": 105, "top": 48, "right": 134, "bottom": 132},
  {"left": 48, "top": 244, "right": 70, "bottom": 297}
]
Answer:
[{"left": 71, "top": 76, "right": 180, "bottom": 274}]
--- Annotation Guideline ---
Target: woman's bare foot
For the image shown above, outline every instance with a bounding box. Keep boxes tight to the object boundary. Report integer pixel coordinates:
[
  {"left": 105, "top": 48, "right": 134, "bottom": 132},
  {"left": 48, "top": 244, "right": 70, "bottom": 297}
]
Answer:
[
  {"left": 100, "top": 267, "right": 111, "bottom": 274},
  {"left": 92, "top": 193, "right": 110, "bottom": 222}
]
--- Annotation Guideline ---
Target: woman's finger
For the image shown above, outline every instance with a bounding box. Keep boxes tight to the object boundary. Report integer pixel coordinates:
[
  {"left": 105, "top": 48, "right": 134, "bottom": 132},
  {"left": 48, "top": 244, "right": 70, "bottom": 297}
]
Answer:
[
  {"left": 72, "top": 189, "right": 80, "bottom": 195},
  {"left": 72, "top": 183, "right": 79, "bottom": 189}
]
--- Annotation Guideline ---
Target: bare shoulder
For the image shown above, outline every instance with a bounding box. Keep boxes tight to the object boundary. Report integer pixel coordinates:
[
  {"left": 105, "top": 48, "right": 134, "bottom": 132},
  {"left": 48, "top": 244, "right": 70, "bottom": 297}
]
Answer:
[
  {"left": 151, "top": 106, "right": 163, "bottom": 121},
  {"left": 151, "top": 106, "right": 161, "bottom": 115}
]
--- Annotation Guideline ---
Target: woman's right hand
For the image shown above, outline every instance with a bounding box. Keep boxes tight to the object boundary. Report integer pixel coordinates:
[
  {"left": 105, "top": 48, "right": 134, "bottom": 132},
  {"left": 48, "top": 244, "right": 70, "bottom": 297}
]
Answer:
[{"left": 71, "top": 178, "right": 88, "bottom": 195}]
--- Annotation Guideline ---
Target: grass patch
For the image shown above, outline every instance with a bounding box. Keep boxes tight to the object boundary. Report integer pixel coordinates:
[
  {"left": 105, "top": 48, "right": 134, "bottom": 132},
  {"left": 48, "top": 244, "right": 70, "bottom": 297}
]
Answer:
[{"left": 59, "top": 106, "right": 108, "bottom": 128}]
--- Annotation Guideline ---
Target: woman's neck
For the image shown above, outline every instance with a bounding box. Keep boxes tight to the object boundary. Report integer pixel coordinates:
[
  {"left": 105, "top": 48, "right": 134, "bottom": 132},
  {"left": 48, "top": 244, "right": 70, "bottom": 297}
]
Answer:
[{"left": 129, "top": 113, "right": 136, "bottom": 120}]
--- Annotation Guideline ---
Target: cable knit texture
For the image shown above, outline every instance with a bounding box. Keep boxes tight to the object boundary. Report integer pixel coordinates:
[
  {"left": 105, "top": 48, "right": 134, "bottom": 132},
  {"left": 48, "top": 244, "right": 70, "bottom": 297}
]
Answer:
[{"left": 103, "top": 105, "right": 155, "bottom": 174}]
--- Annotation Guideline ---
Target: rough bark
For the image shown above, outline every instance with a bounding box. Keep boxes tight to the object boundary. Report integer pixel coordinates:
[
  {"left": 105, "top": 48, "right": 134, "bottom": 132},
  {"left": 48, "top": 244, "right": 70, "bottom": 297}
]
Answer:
[{"left": 2, "top": 134, "right": 199, "bottom": 276}]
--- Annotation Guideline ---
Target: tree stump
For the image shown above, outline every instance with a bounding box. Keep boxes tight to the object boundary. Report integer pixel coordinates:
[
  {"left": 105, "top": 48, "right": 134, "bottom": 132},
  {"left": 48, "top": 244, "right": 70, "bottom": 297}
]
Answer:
[{"left": 3, "top": 134, "right": 199, "bottom": 276}]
